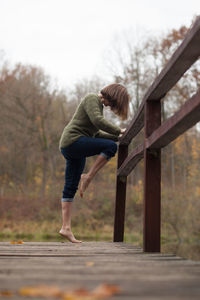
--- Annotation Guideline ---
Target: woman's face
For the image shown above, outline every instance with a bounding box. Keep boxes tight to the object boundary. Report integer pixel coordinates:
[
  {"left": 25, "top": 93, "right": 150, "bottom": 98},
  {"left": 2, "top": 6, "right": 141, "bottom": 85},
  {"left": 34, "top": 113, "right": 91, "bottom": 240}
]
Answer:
[
  {"left": 101, "top": 97, "right": 110, "bottom": 107},
  {"left": 99, "top": 93, "right": 112, "bottom": 107}
]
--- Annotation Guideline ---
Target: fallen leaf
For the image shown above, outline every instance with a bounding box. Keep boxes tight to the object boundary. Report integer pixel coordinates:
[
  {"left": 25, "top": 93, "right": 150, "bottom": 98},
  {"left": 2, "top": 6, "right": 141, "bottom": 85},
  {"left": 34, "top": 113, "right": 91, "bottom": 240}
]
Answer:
[
  {"left": 0, "top": 290, "right": 13, "bottom": 297},
  {"left": 10, "top": 240, "right": 24, "bottom": 244},
  {"left": 19, "top": 285, "right": 62, "bottom": 298},
  {"left": 62, "top": 295, "right": 76, "bottom": 300},
  {"left": 92, "top": 283, "right": 121, "bottom": 298},
  {"left": 62, "top": 287, "right": 93, "bottom": 300},
  {"left": 62, "top": 293, "right": 95, "bottom": 300},
  {"left": 63, "top": 284, "right": 121, "bottom": 300},
  {"left": 72, "top": 288, "right": 91, "bottom": 296},
  {"left": 17, "top": 283, "right": 121, "bottom": 300}
]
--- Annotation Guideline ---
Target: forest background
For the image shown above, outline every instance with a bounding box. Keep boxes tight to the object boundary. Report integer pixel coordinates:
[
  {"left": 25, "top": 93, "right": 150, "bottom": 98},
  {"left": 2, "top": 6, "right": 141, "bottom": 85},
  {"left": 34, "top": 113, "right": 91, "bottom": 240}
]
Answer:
[{"left": 0, "top": 18, "right": 200, "bottom": 261}]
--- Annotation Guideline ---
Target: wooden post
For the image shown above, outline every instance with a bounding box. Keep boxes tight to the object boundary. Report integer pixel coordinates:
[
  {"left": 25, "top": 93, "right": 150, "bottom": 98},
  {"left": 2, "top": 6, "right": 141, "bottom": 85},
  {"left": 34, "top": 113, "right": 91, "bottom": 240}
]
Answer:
[
  {"left": 113, "top": 144, "right": 128, "bottom": 242},
  {"left": 143, "top": 100, "right": 161, "bottom": 252}
]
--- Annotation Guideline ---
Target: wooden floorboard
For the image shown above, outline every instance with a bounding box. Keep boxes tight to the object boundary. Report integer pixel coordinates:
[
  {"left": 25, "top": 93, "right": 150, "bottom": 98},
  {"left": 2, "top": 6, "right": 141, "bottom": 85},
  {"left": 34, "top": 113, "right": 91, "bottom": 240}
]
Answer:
[{"left": 0, "top": 241, "right": 200, "bottom": 299}]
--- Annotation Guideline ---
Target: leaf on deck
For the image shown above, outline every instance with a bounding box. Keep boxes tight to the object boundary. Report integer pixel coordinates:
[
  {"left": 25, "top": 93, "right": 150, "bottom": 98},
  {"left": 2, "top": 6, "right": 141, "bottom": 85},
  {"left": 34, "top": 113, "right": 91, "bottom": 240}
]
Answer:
[
  {"left": 19, "top": 285, "right": 62, "bottom": 298},
  {"left": 92, "top": 283, "right": 121, "bottom": 298},
  {"left": 10, "top": 241, "right": 24, "bottom": 244},
  {"left": 18, "top": 283, "right": 121, "bottom": 299},
  {"left": 0, "top": 290, "right": 13, "bottom": 297}
]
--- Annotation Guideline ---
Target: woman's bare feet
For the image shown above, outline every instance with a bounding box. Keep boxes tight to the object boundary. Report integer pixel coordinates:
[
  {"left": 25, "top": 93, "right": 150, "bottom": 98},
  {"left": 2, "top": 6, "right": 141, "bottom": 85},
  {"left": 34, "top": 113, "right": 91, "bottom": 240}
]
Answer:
[
  {"left": 59, "top": 228, "right": 82, "bottom": 243},
  {"left": 79, "top": 174, "right": 92, "bottom": 198}
]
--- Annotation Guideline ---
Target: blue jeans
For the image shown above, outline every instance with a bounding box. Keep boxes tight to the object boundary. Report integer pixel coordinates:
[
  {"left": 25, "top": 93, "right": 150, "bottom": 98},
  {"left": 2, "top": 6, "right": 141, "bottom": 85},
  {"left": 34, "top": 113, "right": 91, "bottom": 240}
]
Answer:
[{"left": 60, "top": 136, "right": 118, "bottom": 202}]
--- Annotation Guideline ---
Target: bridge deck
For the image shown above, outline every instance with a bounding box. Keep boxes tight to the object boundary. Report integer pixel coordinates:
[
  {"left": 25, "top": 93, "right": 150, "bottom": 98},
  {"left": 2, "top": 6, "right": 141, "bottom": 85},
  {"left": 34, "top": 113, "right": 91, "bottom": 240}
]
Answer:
[{"left": 0, "top": 241, "right": 200, "bottom": 299}]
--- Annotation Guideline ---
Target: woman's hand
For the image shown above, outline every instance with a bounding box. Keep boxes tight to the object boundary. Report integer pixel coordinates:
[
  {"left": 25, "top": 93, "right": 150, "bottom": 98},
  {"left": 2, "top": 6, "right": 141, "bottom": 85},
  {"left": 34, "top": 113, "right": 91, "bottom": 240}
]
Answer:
[
  {"left": 118, "top": 128, "right": 126, "bottom": 139},
  {"left": 120, "top": 128, "right": 126, "bottom": 134}
]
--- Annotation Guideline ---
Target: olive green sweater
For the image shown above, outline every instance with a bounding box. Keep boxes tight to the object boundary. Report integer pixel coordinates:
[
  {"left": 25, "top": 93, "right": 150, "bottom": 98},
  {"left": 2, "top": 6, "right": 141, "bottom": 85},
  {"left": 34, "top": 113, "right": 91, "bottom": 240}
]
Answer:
[{"left": 59, "top": 93, "right": 121, "bottom": 149}]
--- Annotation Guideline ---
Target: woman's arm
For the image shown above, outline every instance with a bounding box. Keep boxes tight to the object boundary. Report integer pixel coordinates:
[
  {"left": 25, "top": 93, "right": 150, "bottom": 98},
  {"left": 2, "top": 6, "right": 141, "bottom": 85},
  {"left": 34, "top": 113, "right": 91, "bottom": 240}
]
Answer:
[{"left": 84, "top": 95, "right": 121, "bottom": 135}]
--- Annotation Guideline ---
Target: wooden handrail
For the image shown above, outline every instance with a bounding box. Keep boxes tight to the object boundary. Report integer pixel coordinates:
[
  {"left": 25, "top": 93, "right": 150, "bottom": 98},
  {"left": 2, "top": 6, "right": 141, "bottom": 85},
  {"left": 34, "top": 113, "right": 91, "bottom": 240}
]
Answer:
[
  {"left": 146, "top": 88, "right": 200, "bottom": 149},
  {"left": 120, "top": 16, "right": 200, "bottom": 146},
  {"left": 118, "top": 88, "right": 200, "bottom": 176},
  {"left": 117, "top": 143, "right": 144, "bottom": 177},
  {"left": 113, "top": 16, "right": 200, "bottom": 252}
]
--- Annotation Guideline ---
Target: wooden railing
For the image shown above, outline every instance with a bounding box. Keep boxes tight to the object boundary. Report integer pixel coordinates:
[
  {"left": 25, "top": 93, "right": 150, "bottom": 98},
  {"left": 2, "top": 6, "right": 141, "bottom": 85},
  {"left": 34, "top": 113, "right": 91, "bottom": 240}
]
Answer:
[{"left": 113, "top": 16, "right": 200, "bottom": 252}]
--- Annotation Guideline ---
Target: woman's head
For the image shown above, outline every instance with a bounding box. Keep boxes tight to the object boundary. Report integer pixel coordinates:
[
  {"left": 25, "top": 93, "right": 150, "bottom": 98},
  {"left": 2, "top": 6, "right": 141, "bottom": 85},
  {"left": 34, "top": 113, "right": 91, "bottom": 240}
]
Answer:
[{"left": 100, "top": 83, "right": 130, "bottom": 120}]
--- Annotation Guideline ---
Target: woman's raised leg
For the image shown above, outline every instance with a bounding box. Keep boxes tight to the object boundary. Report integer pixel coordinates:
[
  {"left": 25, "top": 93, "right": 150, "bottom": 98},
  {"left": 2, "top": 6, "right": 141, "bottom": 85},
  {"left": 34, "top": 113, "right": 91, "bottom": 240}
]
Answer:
[
  {"left": 61, "top": 136, "right": 118, "bottom": 199},
  {"left": 80, "top": 154, "right": 108, "bottom": 198}
]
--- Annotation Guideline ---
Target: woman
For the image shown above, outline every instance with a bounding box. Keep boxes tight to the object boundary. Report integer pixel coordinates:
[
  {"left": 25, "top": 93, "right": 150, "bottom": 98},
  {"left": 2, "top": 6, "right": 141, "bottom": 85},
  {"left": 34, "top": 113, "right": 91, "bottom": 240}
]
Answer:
[{"left": 59, "top": 83, "right": 129, "bottom": 243}]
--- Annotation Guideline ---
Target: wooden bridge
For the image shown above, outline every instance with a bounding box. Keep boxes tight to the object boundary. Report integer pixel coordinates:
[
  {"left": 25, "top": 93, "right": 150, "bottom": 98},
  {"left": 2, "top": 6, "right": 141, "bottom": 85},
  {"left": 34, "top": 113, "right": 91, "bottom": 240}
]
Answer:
[
  {"left": 0, "top": 242, "right": 200, "bottom": 299},
  {"left": 1, "top": 17, "right": 200, "bottom": 300}
]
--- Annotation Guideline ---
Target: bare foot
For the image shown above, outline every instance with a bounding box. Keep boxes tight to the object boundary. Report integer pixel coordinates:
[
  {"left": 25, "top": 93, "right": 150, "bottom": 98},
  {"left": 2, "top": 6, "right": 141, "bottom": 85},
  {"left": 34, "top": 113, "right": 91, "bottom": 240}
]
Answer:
[
  {"left": 80, "top": 174, "right": 92, "bottom": 198},
  {"left": 59, "top": 228, "right": 82, "bottom": 243}
]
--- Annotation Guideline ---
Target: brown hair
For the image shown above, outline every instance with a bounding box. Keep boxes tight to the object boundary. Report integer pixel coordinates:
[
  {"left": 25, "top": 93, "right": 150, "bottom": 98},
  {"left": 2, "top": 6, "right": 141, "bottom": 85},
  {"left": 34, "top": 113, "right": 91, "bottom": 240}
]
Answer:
[{"left": 100, "top": 83, "right": 130, "bottom": 120}]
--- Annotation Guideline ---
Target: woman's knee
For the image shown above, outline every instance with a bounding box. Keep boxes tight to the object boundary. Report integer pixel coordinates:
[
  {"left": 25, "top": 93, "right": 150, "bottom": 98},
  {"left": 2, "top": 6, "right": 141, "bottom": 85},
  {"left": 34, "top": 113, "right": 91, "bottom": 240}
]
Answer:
[
  {"left": 102, "top": 140, "right": 118, "bottom": 159},
  {"left": 110, "top": 141, "right": 117, "bottom": 155}
]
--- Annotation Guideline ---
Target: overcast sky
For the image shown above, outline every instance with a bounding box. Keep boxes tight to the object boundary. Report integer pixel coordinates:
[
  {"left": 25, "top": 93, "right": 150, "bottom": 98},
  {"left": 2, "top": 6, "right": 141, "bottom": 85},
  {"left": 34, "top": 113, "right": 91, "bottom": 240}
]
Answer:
[{"left": 0, "top": 0, "right": 199, "bottom": 89}]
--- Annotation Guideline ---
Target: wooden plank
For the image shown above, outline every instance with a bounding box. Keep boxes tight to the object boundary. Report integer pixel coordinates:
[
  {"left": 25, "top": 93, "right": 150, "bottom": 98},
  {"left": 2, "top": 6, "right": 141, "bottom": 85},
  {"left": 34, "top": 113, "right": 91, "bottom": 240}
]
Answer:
[
  {"left": 120, "top": 16, "right": 200, "bottom": 146},
  {"left": 146, "top": 88, "right": 200, "bottom": 149},
  {"left": 117, "top": 143, "right": 144, "bottom": 177},
  {"left": 1, "top": 242, "right": 200, "bottom": 300},
  {"left": 143, "top": 101, "right": 161, "bottom": 253},
  {"left": 145, "top": 15, "right": 200, "bottom": 101},
  {"left": 113, "top": 145, "right": 128, "bottom": 242},
  {"left": 119, "top": 103, "right": 144, "bottom": 145}
]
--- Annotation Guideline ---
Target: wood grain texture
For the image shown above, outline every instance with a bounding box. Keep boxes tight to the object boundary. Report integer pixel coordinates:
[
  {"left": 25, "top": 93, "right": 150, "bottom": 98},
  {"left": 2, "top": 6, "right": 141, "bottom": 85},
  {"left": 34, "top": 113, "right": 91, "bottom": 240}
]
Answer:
[
  {"left": 114, "top": 145, "right": 128, "bottom": 242},
  {"left": 143, "top": 101, "right": 161, "bottom": 252},
  {"left": 0, "top": 242, "right": 200, "bottom": 299}
]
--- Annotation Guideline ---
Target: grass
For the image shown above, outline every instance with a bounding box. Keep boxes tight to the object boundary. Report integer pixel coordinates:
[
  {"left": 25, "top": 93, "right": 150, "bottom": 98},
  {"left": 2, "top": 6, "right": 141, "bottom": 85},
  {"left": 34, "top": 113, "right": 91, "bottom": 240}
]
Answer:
[
  {"left": 0, "top": 219, "right": 142, "bottom": 247},
  {"left": 0, "top": 219, "right": 199, "bottom": 261},
  {"left": 0, "top": 219, "right": 115, "bottom": 242}
]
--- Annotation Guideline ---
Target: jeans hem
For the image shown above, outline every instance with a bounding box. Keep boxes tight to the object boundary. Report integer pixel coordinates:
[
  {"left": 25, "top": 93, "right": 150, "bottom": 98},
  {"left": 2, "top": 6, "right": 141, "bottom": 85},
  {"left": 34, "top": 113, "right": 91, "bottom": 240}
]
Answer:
[
  {"left": 100, "top": 152, "right": 111, "bottom": 161},
  {"left": 61, "top": 198, "right": 74, "bottom": 202}
]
